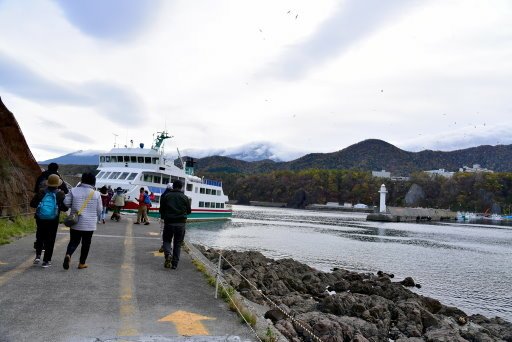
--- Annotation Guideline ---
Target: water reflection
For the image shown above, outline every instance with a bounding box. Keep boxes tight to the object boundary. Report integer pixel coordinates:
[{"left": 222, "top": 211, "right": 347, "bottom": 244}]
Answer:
[{"left": 187, "top": 205, "right": 512, "bottom": 321}]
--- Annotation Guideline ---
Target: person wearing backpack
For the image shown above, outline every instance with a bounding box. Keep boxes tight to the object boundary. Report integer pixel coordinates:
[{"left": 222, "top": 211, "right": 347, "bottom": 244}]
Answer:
[
  {"left": 32, "top": 162, "right": 68, "bottom": 251},
  {"left": 134, "top": 187, "right": 150, "bottom": 225},
  {"left": 30, "top": 174, "right": 68, "bottom": 268},
  {"left": 62, "top": 173, "right": 102, "bottom": 270}
]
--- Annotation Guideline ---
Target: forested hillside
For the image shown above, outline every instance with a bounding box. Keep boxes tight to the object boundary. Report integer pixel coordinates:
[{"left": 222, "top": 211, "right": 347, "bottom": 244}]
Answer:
[
  {"left": 201, "top": 170, "right": 512, "bottom": 214},
  {"left": 195, "top": 140, "right": 512, "bottom": 175}
]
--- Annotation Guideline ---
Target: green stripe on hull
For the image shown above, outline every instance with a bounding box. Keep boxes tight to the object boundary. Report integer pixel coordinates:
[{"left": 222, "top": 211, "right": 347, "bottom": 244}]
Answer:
[{"left": 121, "top": 209, "right": 232, "bottom": 221}]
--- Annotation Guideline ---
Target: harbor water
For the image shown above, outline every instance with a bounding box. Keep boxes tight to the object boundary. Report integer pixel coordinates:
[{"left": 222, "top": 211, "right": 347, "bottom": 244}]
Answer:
[{"left": 187, "top": 205, "right": 512, "bottom": 322}]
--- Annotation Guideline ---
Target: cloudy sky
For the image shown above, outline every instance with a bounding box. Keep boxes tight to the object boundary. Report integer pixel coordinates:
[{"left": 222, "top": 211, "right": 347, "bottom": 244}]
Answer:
[{"left": 0, "top": 0, "right": 511, "bottom": 161}]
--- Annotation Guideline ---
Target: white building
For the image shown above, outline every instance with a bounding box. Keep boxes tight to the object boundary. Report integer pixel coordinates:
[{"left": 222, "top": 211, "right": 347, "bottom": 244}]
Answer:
[
  {"left": 425, "top": 169, "right": 455, "bottom": 178},
  {"left": 372, "top": 170, "right": 391, "bottom": 178},
  {"left": 459, "top": 164, "right": 494, "bottom": 173}
]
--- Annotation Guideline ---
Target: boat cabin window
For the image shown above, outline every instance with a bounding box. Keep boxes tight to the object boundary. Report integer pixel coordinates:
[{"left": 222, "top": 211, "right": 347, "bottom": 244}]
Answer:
[
  {"left": 206, "top": 189, "right": 211, "bottom": 195},
  {"left": 152, "top": 157, "right": 159, "bottom": 164},
  {"left": 145, "top": 157, "right": 151, "bottom": 164},
  {"left": 109, "top": 172, "right": 121, "bottom": 179},
  {"left": 200, "top": 188, "right": 205, "bottom": 194},
  {"left": 152, "top": 195, "right": 160, "bottom": 203},
  {"left": 199, "top": 201, "right": 204, "bottom": 208},
  {"left": 153, "top": 175, "right": 161, "bottom": 184},
  {"left": 124, "top": 156, "right": 130, "bottom": 162},
  {"left": 111, "top": 156, "right": 117, "bottom": 162},
  {"left": 221, "top": 203, "right": 224, "bottom": 208},
  {"left": 103, "top": 172, "right": 112, "bottom": 179},
  {"left": 97, "top": 171, "right": 105, "bottom": 179},
  {"left": 216, "top": 203, "right": 221, "bottom": 208},
  {"left": 186, "top": 184, "right": 193, "bottom": 192},
  {"left": 217, "top": 191, "right": 222, "bottom": 196},
  {"left": 138, "top": 157, "right": 144, "bottom": 163},
  {"left": 100, "top": 156, "right": 105, "bottom": 163},
  {"left": 205, "top": 202, "right": 211, "bottom": 208},
  {"left": 143, "top": 174, "right": 153, "bottom": 182},
  {"left": 127, "top": 173, "right": 137, "bottom": 181},
  {"left": 211, "top": 190, "right": 216, "bottom": 195},
  {"left": 119, "top": 172, "right": 130, "bottom": 180},
  {"left": 130, "top": 156, "right": 137, "bottom": 163},
  {"left": 179, "top": 177, "right": 185, "bottom": 182},
  {"left": 162, "top": 176, "right": 170, "bottom": 184},
  {"left": 105, "top": 156, "right": 110, "bottom": 162}
]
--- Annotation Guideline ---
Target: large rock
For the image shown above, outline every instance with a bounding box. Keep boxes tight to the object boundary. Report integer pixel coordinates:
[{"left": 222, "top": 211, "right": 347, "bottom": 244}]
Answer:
[
  {"left": 0, "top": 97, "right": 41, "bottom": 217},
  {"left": 200, "top": 248, "right": 512, "bottom": 342}
]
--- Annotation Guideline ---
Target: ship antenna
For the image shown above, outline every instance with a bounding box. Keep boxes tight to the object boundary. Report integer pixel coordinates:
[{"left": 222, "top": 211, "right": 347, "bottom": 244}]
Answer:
[
  {"left": 176, "top": 147, "right": 185, "bottom": 169},
  {"left": 112, "top": 133, "right": 119, "bottom": 148}
]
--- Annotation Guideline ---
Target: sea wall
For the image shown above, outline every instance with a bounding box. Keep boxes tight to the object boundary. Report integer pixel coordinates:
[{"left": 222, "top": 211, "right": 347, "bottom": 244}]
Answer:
[{"left": 198, "top": 247, "right": 512, "bottom": 342}]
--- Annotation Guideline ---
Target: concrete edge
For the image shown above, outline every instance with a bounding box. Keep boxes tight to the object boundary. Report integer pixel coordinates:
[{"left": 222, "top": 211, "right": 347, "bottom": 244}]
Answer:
[{"left": 185, "top": 240, "right": 288, "bottom": 342}]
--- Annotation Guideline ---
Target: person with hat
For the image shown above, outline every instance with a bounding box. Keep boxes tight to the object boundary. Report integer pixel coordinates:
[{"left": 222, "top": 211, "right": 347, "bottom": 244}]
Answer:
[
  {"left": 30, "top": 174, "right": 68, "bottom": 268},
  {"left": 32, "top": 162, "right": 68, "bottom": 251},
  {"left": 159, "top": 180, "right": 191, "bottom": 269},
  {"left": 111, "top": 187, "right": 126, "bottom": 221}
]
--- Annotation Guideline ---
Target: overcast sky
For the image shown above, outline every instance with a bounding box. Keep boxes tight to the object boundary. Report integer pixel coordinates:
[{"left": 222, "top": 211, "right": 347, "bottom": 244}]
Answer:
[{"left": 1, "top": 0, "right": 511, "bottom": 161}]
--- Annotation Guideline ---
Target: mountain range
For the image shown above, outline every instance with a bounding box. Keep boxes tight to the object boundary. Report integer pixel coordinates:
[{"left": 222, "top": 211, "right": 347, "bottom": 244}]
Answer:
[{"left": 40, "top": 140, "right": 512, "bottom": 175}]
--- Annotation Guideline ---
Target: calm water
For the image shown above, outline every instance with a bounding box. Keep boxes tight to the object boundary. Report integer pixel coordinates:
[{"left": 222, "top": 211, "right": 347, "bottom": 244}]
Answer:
[{"left": 187, "top": 205, "right": 512, "bottom": 322}]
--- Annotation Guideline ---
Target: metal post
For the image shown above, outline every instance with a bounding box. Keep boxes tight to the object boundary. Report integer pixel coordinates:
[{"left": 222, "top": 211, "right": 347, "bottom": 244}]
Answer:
[{"left": 215, "top": 252, "right": 222, "bottom": 298}]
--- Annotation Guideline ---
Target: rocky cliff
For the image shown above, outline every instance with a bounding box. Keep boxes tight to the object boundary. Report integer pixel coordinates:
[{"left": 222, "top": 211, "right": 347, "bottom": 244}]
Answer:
[{"left": 0, "top": 97, "right": 41, "bottom": 217}]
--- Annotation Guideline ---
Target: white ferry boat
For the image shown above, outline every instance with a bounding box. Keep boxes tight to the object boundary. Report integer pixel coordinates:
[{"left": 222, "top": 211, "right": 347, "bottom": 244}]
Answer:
[{"left": 95, "top": 131, "right": 232, "bottom": 221}]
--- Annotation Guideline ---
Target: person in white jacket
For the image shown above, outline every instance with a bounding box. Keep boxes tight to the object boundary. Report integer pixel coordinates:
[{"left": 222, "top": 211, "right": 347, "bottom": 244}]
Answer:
[{"left": 62, "top": 173, "right": 102, "bottom": 270}]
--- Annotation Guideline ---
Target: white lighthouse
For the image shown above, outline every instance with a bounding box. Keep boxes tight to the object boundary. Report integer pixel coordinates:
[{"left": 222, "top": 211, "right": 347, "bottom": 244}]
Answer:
[{"left": 379, "top": 184, "right": 387, "bottom": 213}]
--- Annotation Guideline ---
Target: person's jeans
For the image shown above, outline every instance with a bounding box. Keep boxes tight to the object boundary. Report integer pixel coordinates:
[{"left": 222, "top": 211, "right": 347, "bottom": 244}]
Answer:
[
  {"left": 162, "top": 223, "right": 186, "bottom": 266},
  {"left": 65, "top": 229, "right": 94, "bottom": 264}
]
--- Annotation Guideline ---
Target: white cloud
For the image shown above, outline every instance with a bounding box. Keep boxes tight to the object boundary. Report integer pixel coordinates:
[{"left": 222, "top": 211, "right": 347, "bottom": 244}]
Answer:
[{"left": 0, "top": 0, "right": 510, "bottom": 161}]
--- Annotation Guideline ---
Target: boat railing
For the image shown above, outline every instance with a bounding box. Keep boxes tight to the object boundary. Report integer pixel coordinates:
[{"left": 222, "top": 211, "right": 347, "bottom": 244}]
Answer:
[{"left": 203, "top": 179, "right": 222, "bottom": 187}]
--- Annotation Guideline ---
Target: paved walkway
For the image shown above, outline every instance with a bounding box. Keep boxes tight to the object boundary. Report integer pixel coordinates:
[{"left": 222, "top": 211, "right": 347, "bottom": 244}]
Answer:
[{"left": 0, "top": 217, "right": 254, "bottom": 341}]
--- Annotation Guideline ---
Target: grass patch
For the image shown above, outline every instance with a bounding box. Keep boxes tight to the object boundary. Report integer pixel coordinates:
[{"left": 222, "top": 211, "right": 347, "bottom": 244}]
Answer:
[
  {"left": 0, "top": 216, "right": 36, "bottom": 245},
  {"left": 191, "top": 257, "right": 257, "bottom": 327}
]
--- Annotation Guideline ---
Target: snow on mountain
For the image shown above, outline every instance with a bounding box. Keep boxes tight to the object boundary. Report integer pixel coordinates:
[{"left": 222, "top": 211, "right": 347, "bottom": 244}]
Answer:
[
  {"left": 182, "top": 142, "right": 306, "bottom": 162},
  {"left": 39, "top": 142, "right": 307, "bottom": 165}
]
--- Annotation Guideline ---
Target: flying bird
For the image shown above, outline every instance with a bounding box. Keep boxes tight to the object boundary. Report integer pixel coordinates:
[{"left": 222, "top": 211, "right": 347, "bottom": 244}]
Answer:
[
  {"left": 295, "top": 14, "right": 298, "bottom": 19},
  {"left": 287, "top": 10, "right": 291, "bottom": 14}
]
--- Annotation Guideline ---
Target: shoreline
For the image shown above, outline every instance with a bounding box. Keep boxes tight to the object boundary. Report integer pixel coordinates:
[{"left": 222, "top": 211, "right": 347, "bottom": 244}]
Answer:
[{"left": 196, "top": 246, "right": 512, "bottom": 342}]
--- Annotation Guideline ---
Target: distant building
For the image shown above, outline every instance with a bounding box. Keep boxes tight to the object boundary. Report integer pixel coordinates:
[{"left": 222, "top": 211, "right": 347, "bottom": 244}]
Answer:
[
  {"left": 372, "top": 170, "right": 391, "bottom": 178},
  {"left": 425, "top": 169, "right": 454, "bottom": 178},
  {"left": 391, "top": 176, "right": 410, "bottom": 181},
  {"left": 459, "top": 164, "right": 494, "bottom": 173}
]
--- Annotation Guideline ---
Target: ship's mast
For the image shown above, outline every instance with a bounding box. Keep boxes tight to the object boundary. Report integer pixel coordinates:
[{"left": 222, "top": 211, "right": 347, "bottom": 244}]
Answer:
[{"left": 151, "top": 131, "right": 173, "bottom": 151}]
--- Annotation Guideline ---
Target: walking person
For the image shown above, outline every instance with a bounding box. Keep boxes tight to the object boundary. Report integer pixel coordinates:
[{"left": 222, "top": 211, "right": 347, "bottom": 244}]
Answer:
[
  {"left": 158, "top": 183, "right": 173, "bottom": 253},
  {"left": 98, "top": 185, "right": 109, "bottom": 224},
  {"left": 111, "top": 187, "right": 126, "bottom": 221},
  {"left": 33, "top": 162, "right": 68, "bottom": 251},
  {"left": 30, "top": 174, "right": 68, "bottom": 267},
  {"left": 159, "top": 180, "right": 191, "bottom": 269},
  {"left": 62, "top": 173, "right": 102, "bottom": 270},
  {"left": 135, "top": 187, "right": 150, "bottom": 225}
]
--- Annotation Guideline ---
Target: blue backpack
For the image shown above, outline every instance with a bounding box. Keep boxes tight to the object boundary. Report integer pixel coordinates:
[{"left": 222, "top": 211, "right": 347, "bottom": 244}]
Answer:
[
  {"left": 36, "top": 191, "right": 58, "bottom": 220},
  {"left": 144, "top": 194, "right": 151, "bottom": 205}
]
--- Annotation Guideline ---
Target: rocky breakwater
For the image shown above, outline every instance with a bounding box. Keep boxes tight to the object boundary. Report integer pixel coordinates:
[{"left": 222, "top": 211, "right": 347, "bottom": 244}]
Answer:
[{"left": 198, "top": 247, "right": 512, "bottom": 342}]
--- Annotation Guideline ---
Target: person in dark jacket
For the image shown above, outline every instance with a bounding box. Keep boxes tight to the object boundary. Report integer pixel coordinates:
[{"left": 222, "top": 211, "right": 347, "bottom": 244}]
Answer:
[
  {"left": 33, "top": 162, "right": 68, "bottom": 250},
  {"left": 30, "top": 174, "right": 68, "bottom": 268},
  {"left": 159, "top": 180, "right": 191, "bottom": 269}
]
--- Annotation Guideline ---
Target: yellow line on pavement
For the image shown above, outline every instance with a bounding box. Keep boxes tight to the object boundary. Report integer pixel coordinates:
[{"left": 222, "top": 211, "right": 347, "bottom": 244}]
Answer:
[
  {"left": 117, "top": 220, "right": 140, "bottom": 337},
  {"left": 0, "top": 236, "right": 68, "bottom": 287}
]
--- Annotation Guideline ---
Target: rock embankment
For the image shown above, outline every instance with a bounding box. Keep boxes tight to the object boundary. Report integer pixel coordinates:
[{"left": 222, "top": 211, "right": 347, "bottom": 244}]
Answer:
[{"left": 198, "top": 247, "right": 512, "bottom": 342}]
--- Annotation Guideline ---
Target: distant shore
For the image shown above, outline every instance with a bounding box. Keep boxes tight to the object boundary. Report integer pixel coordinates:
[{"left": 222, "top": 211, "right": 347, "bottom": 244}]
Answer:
[{"left": 198, "top": 247, "right": 512, "bottom": 341}]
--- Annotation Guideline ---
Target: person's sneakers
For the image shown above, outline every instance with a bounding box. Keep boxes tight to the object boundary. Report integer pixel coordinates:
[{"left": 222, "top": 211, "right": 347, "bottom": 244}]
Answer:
[
  {"left": 164, "top": 256, "right": 171, "bottom": 269},
  {"left": 41, "top": 261, "right": 51, "bottom": 268},
  {"left": 171, "top": 264, "right": 177, "bottom": 270},
  {"left": 144, "top": 222, "right": 150, "bottom": 225},
  {"left": 33, "top": 256, "right": 41, "bottom": 264},
  {"left": 63, "top": 254, "right": 71, "bottom": 270},
  {"left": 158, "top": 246, "right": 164, "bottom": 253},
  {"left": 102, "top": 219, "right": 105, "bottom": 224},
  {"left": 78, "top": 263, "right": 88, "bottom": 269},
  {"left": 134, "top": 222, "right": 140, "bottom": 224}
]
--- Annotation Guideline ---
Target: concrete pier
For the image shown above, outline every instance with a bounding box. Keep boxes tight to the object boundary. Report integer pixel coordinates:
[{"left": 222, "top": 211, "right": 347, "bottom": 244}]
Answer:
[{"left": 367, "top": 207, "right": 457, "bottom": 222}]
